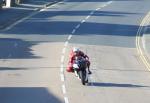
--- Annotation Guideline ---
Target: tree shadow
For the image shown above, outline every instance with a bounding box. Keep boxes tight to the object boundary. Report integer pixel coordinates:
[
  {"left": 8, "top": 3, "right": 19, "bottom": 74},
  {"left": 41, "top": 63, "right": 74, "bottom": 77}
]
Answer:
[
  {"left": 0, "top": 38, "right": 41, "bottom": 59},
  {"left": 0, "top": 67, "right": 28, "bottom": 70},
  {"left": 30, "top": 10, "right": 138, "bottom": 17},
  {"left": 89, "top": 82, "right": 149, "bottom": 88},
  {"left": 0, "top": 9, "right": 139, "bottom": 35},
  {"left": 0, "top": 9, "right": 141, "bottom": 48},
  {"left": 0, "top": 7, "right": 143, "bottom": 48},
  {"left": 99, "top": 68, "right": 149, "bottom": 72},
  {"left": 0, "top": 7, "right": 34, "bottom": 30},
  {"left": 64, "top": 0, "right": 141, "bottom": 2},
  {"left": 0, "top": 87, "right": 63, "bottom": 103},
  {"left": 0, "top": 66, "right": 61, "bottom": 71},
  {"left": 2, "top": 20, "right": 139, "bottom": 37}
]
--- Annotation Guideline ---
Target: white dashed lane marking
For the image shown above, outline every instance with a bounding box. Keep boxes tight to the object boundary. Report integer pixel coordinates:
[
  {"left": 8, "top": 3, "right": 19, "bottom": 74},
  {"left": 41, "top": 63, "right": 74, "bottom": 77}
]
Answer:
[
  {"left": 62, "top": 48, "right": 66, "bottom": 54},
  {"left": 60, "top": 74, "right": 65, "bottom": 82},
  {"left": 64, "top": 41, "right": 68, "bottom": 47},
  {"left": 59, "top": 1, "right": 113, "bottom": 103},
  {"left": 72, "top": 29, "right": 76, "bottom": 34},
  {"left": 61, "top": 55, "right": 65, "bottom": 63},
  {"left": 62, "top": 84, "right": 66, "bottom": 94},
  {"left": 67, "top": 35, "right": 72, "bottom": 40}
]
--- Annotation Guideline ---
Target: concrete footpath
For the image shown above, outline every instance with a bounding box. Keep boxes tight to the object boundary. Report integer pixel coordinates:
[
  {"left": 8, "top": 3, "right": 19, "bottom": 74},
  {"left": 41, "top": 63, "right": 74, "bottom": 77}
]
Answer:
[{"left": 0, "top": 0, "right": 61, "bottom": 30}]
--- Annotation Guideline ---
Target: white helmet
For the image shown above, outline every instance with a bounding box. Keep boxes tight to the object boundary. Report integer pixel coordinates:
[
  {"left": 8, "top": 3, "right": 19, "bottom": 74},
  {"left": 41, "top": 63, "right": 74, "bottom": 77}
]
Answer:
[{"left": 73, "top": 47, "right": 79, "bottom": 52}]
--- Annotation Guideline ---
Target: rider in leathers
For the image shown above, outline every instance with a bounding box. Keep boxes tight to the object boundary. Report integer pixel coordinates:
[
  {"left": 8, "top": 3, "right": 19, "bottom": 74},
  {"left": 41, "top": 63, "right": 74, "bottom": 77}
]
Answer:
[{"left": 67, "top": 47, "right": 92, "bottom": 74}]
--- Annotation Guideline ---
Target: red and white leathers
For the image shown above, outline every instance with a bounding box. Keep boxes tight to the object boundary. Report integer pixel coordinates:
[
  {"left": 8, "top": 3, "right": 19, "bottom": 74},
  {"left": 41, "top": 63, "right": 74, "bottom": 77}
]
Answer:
[{"left": 67, "top": 49, "right": 90, "bottom": 72}]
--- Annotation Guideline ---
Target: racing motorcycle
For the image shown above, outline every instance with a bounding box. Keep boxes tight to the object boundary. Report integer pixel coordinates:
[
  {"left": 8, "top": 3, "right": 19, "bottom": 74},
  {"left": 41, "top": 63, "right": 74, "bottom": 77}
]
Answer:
[{"left": 73, "top": 56, "right": 88, "bottom": 85}]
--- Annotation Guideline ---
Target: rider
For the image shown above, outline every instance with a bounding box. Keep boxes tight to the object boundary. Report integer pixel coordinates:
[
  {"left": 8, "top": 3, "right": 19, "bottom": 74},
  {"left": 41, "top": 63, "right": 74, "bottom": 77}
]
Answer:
[{"left": 67, "top": 47, "right": 92, "bottom": 74}]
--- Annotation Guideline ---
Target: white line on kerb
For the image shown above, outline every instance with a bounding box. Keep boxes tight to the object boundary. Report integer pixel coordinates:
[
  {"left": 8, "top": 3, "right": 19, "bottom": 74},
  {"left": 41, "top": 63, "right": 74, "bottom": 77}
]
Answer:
[
  {"left": 60, "top": 64, "right": 64, "bottom": 68},
  {"left": 62, "top": 84, "right": 66, "bottom": 94}
]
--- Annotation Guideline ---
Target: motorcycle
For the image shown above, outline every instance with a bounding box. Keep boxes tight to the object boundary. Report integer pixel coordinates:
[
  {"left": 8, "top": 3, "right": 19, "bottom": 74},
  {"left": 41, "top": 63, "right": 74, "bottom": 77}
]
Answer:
[{"left": 73, "top": 56, "right": 88, "bottom": 85}]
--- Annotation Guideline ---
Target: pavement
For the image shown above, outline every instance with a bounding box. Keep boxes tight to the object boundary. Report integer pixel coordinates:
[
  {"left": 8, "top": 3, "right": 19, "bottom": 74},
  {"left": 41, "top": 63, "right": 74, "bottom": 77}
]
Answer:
[{"left": 0, "top": 0, "right": 61, "bottom": 30}]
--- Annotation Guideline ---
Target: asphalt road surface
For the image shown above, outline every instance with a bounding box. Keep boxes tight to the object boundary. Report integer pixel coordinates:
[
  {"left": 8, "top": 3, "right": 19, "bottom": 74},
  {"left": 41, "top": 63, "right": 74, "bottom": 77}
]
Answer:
[{"left": 0, "top": 0, "right": 150, "bottom": 103}]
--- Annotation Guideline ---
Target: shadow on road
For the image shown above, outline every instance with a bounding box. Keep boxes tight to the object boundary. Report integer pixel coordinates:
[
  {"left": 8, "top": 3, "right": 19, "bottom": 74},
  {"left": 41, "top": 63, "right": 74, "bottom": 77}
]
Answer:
[
  {"left": 0, "top": 38, "right": 41, "bottom": 59},
  {"left": 0, "top": 9, "right": 141, "bottom": 50},
  {"left": 64, "top": 0, "right": 141, "bottom": 2},
  {"left": 89, "top": 82, "right": 149, "bottom": 88},
  {"left": 0, "top": 66, "right": 61, "bottom": 71},
  {"left": 0, "top": 87, "right": 63, "bottom": 103}
]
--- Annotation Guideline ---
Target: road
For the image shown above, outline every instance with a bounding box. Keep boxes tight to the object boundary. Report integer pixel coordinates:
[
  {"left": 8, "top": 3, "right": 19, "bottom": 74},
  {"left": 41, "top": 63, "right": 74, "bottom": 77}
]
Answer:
[{"left": 0, "top": 0, "right": 150, "bottom": 103}]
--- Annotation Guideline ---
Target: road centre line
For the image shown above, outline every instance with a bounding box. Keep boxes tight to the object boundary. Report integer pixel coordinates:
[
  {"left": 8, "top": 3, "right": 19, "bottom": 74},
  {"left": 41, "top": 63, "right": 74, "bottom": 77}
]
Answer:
[
  {"left": 75, "top": 24, "right": 81, "bottom": 29},
  {"left": 64, "top": 41, "right": 68, "bottom": 47},
  {"left": 61, "top": 55, "right": 65, "bottom": 63},
  {"left": 60, "top": 1, "right": 113, "bottom": 103},
  {"left": 107, "top": 1, "right": 113, "bottom": 5},
  {"left": 85, "top": 15, "right": 90, "bottom": 20},
  {"left": 64, "top": 97, "right": 69, "bottom": 103},
  {"left": 90, "top": 11, "right": 94, "bottom": 15},
  {"left": 96, "top": 8, "right": 101, "bottom": 11},
  {"left": 60, "top": 74, "right": 65, "bottom": 82},
  {"left": 67, "top": 35, "right": 72, "bottom": 40},
  {"left": 72, "top": 29, "right": 76, "bottom": 34},
  {"left": 101, "top": 4, "right": 107, "bottom": 8},
  {"left": 81, "top": 19, "right": 86, "bottom": 23},
  {"left": 60, "top": 64, "right": 64, "bottom": 72},
  {"left": 62, "top": 84, "right": 66, "bottom": 94},
  {"left": 62, "top": 48, "right": 66, "bottom": 54}
]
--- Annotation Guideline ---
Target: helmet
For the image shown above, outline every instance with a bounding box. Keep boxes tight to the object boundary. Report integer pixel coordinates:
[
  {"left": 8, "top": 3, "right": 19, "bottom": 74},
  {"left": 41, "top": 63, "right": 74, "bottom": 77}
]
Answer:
[{"left": 73, "top": 47, "right": 80, "bottom": 53}]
